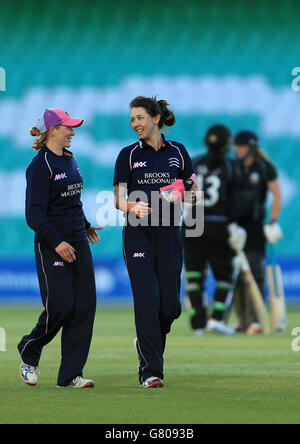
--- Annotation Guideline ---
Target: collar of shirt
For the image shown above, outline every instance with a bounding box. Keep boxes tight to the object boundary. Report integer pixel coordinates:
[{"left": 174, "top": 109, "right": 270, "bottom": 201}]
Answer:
[
  {"left": 42, "top": 144, "right": 73, "bottom": 158},
  {"left": 138, "top": 134, "right": 169, "bottom": 151}
]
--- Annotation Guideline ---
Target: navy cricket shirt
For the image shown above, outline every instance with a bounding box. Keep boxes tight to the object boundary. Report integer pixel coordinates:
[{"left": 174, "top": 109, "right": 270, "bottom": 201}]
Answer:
[
  {"left": 113, "top": 136, "right": 194, "bottom": 226},
  {"left": 25, "top": 144, "right": 90, "bottom": 249}
]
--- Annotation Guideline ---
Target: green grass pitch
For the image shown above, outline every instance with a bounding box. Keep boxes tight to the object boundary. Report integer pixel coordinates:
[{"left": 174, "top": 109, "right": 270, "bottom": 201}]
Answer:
[{"left": 1, "top": 305, "right": 300, "bottom": 424}]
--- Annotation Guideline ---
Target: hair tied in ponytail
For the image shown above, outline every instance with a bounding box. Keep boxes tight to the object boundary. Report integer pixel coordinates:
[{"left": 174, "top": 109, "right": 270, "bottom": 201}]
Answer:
[
  {"left": 158, "top": 99, "right": 176, "bottom": 127},
  {"left": 29, "top": 126, "right": 47, "bottom": 151},
  {"left": 130, "top": 96, "right": 176, "bottom": 129}
]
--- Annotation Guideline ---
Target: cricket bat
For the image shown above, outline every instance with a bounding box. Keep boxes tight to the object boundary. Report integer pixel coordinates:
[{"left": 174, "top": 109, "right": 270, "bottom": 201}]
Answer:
[
  {"left": 267, "top": 246, "right": 287, "bottom": 333},
  {"left": 239, "top": 252, "right": 270, "bottom": 334}
]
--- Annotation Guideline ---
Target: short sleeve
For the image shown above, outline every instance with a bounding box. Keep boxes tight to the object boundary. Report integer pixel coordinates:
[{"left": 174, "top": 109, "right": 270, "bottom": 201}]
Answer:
[
  {"left": 265, "top": 160, "right": 278, "bottom": 182},
  {"left": 113, "top": 148, "right": 131, "bottom": 187},
  {"left": 178, "top": 144, "right": 195, "bottom": 180}
]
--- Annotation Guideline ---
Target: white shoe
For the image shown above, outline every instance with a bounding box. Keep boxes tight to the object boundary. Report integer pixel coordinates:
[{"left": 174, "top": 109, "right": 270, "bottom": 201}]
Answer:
[
  {"left": 194, "top": 328, "right": 206, "bottom": 336},
  {"left": 57, "top": 376, "right": 95, "bottom": 388},
  {"left": 19, "top": 363, "right": 39, "bottom": 386},
  {"left": 140, "top": 376, "right": 164, "bottom": 388},
  {"left": 207, "top": 319, "right": 236, "bottom": 336}
]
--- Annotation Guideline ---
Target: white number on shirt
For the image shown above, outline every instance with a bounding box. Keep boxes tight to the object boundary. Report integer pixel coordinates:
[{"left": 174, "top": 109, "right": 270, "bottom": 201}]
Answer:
[{"left": 197, "top": 174, "right": 221, "bottom": 207}]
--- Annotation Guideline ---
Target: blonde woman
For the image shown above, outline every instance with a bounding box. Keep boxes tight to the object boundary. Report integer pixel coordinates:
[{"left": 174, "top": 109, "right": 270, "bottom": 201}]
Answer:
[{"left": 18, "top": 109, "right": 102, "bottom": 388}]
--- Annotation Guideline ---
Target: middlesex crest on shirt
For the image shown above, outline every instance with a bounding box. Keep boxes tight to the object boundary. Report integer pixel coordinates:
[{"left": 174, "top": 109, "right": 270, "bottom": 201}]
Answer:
[
  {"left": 127, "top": 146, "right": 185, "bottom": 193},
  {"left": 113, "top": 137, "right": 195, "bottom": 226}
]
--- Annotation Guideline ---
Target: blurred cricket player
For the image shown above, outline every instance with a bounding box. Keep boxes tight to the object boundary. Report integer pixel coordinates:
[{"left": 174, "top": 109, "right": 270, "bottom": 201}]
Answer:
[
  {"left": 183, "top": 124, "right": 246, "bottom": 336},
  {"left": 233, "top": 130, "right": 282, "bottom": 334}
]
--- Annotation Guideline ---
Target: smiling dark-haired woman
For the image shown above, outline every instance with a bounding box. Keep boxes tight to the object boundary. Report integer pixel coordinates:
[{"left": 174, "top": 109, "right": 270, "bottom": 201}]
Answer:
[{"left": 114, "top": 96, "right": 198, "bottom": 388}]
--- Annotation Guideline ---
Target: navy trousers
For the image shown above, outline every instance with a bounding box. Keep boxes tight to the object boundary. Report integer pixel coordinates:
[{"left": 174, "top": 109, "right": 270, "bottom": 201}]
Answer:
[
  {"left": 123, "top": 225, "right": 182, "bottom": 382},
  {"left": 18, "top": 240, "right": 96, "bottom": 386}
]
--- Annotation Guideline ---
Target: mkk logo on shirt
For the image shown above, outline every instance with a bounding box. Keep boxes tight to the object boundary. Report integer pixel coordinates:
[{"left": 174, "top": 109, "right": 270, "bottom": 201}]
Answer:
[
  {"left": 55, "top": 173, "right": 67, "bottom": 181},
  {"left": 133, "top": 252, "right": 145, "bottom": 258},
  {"left": 53, "top": 261, "right": 64, "bottom": 267},
  {"left": 133, "top": 161, "right": 147, "bottom": 169}
]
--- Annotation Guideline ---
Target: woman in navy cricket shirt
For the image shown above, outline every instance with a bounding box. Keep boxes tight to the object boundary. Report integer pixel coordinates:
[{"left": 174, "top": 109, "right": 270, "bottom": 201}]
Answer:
[
  {"left": 114, "top": 96, "right": 197, "bottom": 388},
  {"left": 18, "top": 108, "right": 102, "bottom": 389}
]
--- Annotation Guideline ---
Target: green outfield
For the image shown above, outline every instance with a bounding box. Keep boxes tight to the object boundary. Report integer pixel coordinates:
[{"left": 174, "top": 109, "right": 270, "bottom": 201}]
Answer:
[{"left": 0, "top": 305, "right": 300, "bottom": 424}]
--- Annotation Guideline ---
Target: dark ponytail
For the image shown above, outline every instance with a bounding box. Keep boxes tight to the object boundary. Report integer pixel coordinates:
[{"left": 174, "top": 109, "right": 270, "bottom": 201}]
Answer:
[{"left": 129, "top": 96, "right": 176, "bottom": 129}]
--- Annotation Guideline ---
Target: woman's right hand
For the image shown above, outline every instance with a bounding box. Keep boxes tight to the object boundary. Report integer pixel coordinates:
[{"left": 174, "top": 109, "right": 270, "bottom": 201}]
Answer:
[
  {"left": 129, "top": 202, "right": 151, "bottom": 219},
  {"left": 55, "top": 241, "right": 76, "bottom": 263}
]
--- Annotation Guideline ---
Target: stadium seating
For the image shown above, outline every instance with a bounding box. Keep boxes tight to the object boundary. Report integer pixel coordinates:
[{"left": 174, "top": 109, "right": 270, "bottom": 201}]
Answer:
[{"left": 0, "top": 0, "right": 299, "bottom": 261}]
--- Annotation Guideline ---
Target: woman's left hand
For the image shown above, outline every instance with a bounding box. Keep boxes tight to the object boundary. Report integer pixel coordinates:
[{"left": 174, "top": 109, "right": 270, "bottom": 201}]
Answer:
[
  {"left": 86, "top": 226, "right": 103, "bottom": 244},
  {"left": 185, "top": 178, "right": 201, "bottom": 204}
]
